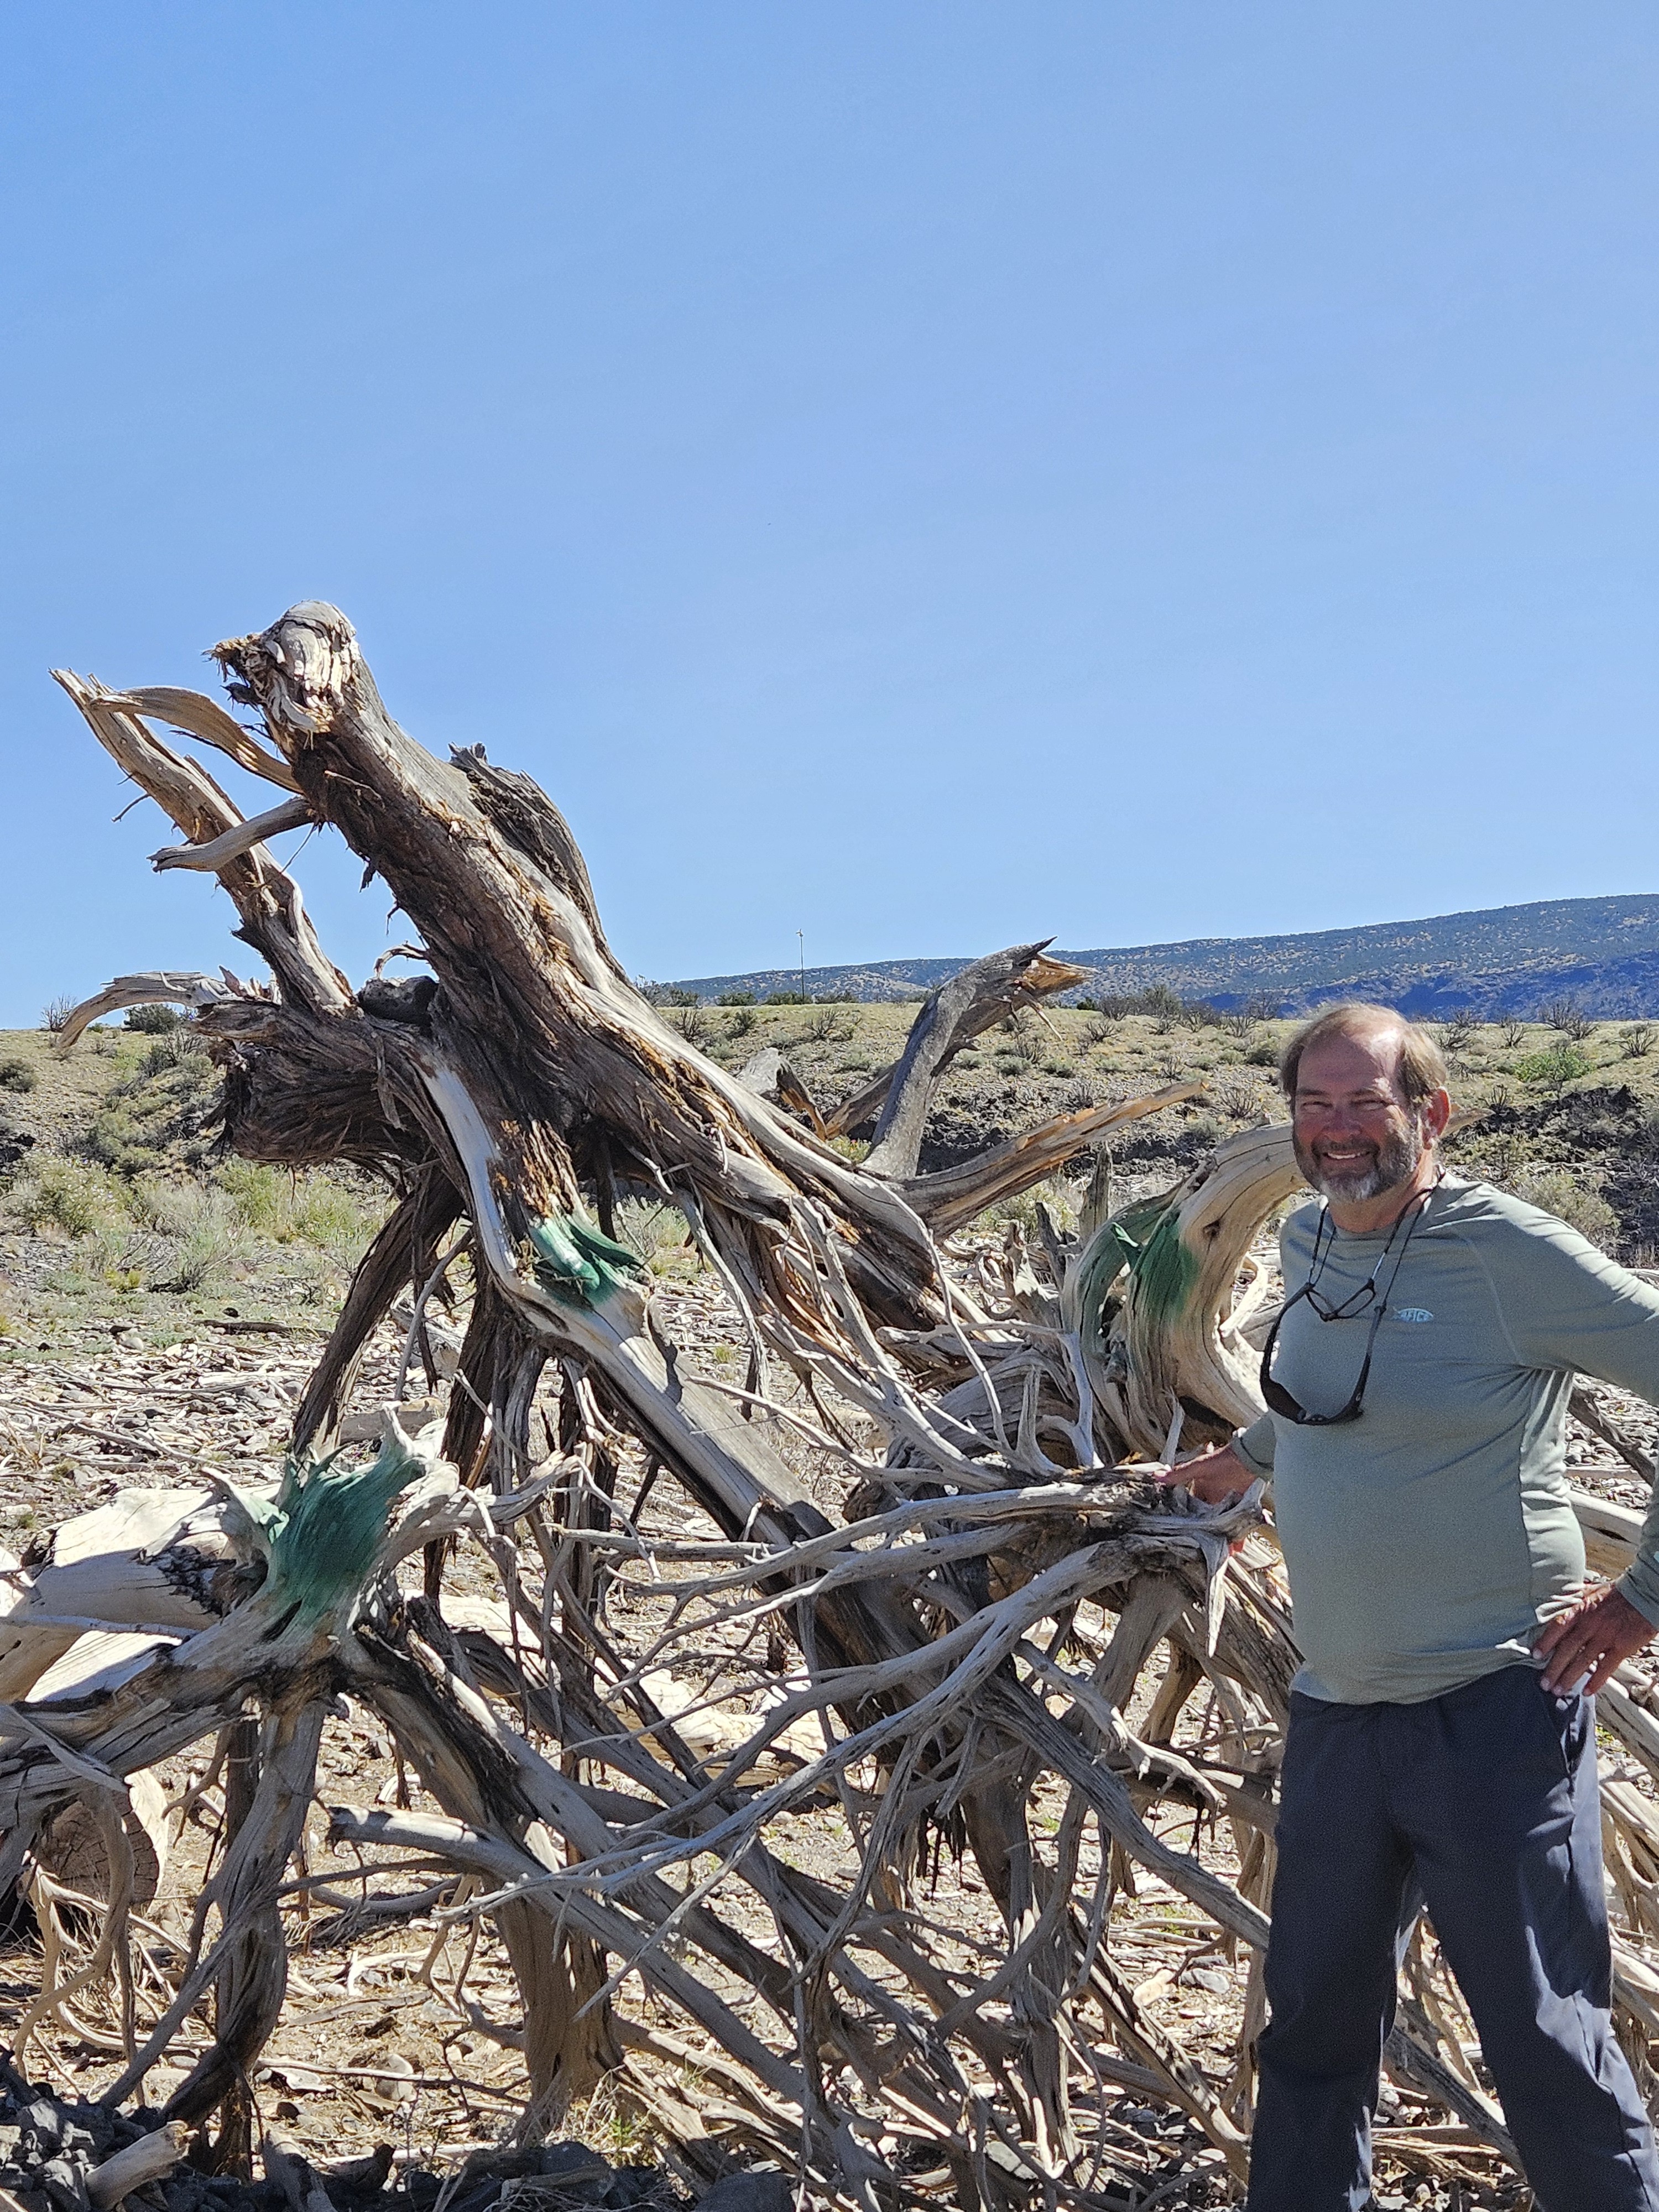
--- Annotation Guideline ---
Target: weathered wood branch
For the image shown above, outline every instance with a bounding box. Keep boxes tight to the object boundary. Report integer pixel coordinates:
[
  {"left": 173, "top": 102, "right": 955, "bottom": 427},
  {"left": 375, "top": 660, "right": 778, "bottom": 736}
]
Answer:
[
  {"left": 56, "top": 972, "right": 236, "bottom": 1053},
  {"left": 86, "top": 2123, "right": 190, "bottom": 2209},
  {"left": 862, "top": 942, "right": 1088, "bottom": 1175},
  {"left": 904, "top": 1078, "right": 1205, "bottom": 1233},
  {"left": 291, "top": 1163, "right": 463, "bottom": 1453},
  {"left": 53, "top": 671, "right": 349, "bottom": 1014},
  {"left": 98, "top": 685, "right": 304, "bottom": 791},
  {"left": 149, "top": 796, "right": 312, "bottom": 873},
  {"left": 824, "top": 947, "right": 1087, "bottom": 1140},
  {"left": 1571, "top": 1384, "right": 1655, "bottom": 1482}
]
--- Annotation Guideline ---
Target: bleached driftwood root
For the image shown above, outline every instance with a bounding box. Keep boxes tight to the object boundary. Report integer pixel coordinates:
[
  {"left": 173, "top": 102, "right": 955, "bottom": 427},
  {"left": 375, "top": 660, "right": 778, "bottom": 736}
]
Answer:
[
  {"left": 18, "top": 601, "right": 1653, "bottom": 2205},
  {"left": 86, "top": 2120, "right": 190, "bottom": 2208}
]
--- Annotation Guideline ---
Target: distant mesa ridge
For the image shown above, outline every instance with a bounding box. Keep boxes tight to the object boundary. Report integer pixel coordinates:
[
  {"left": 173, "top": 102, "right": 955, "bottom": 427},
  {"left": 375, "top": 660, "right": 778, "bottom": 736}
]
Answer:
[{"left": 669, "top": 894, "right": 1659, "bottom": 1019}]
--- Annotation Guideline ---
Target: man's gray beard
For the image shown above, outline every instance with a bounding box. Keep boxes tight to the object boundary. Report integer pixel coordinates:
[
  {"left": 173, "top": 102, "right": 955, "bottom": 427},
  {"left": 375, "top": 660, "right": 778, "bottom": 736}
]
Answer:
[{"left": 1295, "top": 1119, "right": 1425, "bottom": 1203}]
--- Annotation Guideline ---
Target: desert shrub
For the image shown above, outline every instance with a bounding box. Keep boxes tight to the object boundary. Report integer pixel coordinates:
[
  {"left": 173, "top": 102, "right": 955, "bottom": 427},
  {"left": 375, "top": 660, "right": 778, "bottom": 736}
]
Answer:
[
  {"left": 717, "top": 990, "right": 755, "bottom": 1006},
  {"left": 1621, "top": 1022, "right": 1656, "bottom": 1060},
  {"left": 804, "top": 1008, "right": 852, "bottom": 1044},
  {"left": 9, "top": 1157, "right": 124, "bottom": 1237},
  {"left": 764, "top": 990, "right": 811, "bottom": 1005},
  {"left": 40, "top": 997, "right": 74, "bottom": 1033},
  {"left": 1042, "top": 1058, "right": 1073, "bottom": 1078},
  {"left": 0, "top": 1058, "right": 36, "bottom": 1094},
  {"left": 1504, "top": 1168, "right": 1618, "bottom": 1250},
  {"left": 86, "top": 1050, "right": 220, "bottom": 1173},
  {"left": 614, "top": 1198, "right": 698, "bottom": 1280},
  {"left": 140, "top": 1029, "right": 206, "bottom": 1076},
  {"left": 159, "top": 1223, "right": 238, "bottom": 1292},
  {"left": 130, "top": 1176, "right": 227, "bottom": 1238},
  {"left": 117, "top": 1179, "right": 247, "bottom": 1290},
  {"left": 1500, "top": 1019, "right": 1528, "bottom": 1048},
  {"left": 725, "top": 1007, "right": 758, "bottom": 1037},
  {"left": 1083, "top": 1018, "right": 1113, "bottom": 1047},
  {"left": 215, "top": 1161, "right": 384, "bottom": 1264},
  {"left": 289, "top": 1180, "right": 384, "bottom": 1260},
  {"left": 813, "top": 991, "right": 857, "bottom": 1004},
  {"left": 1514, "top": 1044, "right": 1592, "bottom": 1089},
  {"left": 123, "top": 1004, "right": 186, "bottom": 1034},
  {"left": 660, "top": 988, "right": 701, "bottom": 1006},
  {"left": 81, "top": 1224, "right": 161, "bottom": 1292},
  {"left": 667, "top": 1004, "right": 714, "bottom": 1048},
  {"left": 1219, "top": 995, "right": 1282, "bottom": 1039},
  {"left": 1437, "top": 1010, "right": 1478, "bottom": 1052},
  {"left": 215, "top": 1161, "right": 294, "bottom": 1237},
  {"left": 975, "top": 1176, "right": 1077, "bottom": 1239},
  {"left": 1213, "top": 1071, "right": 1271, "bottom": 1121},
  {"left": 1244, "top": 1035, "right": 1280, "bottom": 1069},
  {"left": 1071, "top": 984, "right": 1218, "bottom": 1029},
  {"left": 997, "top": 1011, "right": 1040, "bottom": 1065},
  {"left": 839, "top": 1051, "right": 873, "bottom": 1072},
  {"left": 1538, "top": 997, "right": 1594, "bottom": 1042}
]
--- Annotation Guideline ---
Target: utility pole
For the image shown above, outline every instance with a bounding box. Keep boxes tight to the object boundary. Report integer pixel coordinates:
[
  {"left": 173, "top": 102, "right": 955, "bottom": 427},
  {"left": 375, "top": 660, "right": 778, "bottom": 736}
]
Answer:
[{"left": 798, "top": 929, "right": 806, "bottom": 998}]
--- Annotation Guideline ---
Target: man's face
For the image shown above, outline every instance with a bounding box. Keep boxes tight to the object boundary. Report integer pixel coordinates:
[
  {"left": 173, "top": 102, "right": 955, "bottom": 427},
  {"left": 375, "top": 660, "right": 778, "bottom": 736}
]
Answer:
[{"left": 1292, "top": 1029, "right": 1427, "bottom": 1204}]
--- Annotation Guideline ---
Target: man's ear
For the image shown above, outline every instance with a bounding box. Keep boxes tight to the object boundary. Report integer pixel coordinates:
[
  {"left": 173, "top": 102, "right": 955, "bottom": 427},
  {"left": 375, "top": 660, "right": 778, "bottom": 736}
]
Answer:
[{"left": 1423, "top": 1087, "right": 1453, "bottom": 1140}]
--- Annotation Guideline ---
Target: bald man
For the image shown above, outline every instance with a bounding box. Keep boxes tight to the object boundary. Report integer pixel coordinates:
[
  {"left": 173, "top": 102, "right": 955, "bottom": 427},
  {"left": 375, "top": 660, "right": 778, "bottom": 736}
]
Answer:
[{"left": 1170, "top": 1001, "right": 1659, "bottom": 2211}]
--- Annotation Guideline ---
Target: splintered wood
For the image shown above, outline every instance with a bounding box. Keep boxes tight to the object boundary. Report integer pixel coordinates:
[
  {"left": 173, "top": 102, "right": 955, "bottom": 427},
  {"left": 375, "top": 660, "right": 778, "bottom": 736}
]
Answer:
[{"left": 4, "top": 603, "right": 1651, "bottom": 2208}]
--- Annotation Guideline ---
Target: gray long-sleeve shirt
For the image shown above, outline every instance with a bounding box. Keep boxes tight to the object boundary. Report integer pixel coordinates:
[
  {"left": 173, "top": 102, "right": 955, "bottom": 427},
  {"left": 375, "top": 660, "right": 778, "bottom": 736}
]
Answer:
[{"left": 1233, "top": 1176, "right": 1659, "bottom": 1704}]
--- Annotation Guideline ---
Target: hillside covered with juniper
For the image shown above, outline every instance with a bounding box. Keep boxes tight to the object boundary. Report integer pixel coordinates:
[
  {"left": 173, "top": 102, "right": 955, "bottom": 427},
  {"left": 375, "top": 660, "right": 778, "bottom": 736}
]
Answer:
[{"left": 671, "top": 893, "right": 1659, "bottom": 1018}]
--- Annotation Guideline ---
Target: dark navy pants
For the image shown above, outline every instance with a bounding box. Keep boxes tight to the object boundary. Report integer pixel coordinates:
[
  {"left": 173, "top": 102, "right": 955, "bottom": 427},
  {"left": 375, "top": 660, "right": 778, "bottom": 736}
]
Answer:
[{"left": 1247, "top": 1665, "right": 1659, "bottom": 2211}]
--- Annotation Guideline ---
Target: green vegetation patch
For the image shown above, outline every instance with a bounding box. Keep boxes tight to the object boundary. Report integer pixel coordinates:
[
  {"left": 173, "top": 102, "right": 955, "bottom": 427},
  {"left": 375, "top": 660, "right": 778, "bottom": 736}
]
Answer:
[
  {"left": 11, "top": 1157, "right": 124, "bottom": 1237},
  {"left": 1514, "top": 1044, "right": 1593, "bottom": 1090},
  {"left": 86, "top": 1038, "right": 221, "bottom": 1173}
]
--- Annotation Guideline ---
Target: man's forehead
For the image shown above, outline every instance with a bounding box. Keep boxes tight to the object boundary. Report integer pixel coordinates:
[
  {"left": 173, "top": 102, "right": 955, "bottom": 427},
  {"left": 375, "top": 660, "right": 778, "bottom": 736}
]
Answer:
[{"left": 1296, "top": 1026, "right": 1406, "bottom": 1091}]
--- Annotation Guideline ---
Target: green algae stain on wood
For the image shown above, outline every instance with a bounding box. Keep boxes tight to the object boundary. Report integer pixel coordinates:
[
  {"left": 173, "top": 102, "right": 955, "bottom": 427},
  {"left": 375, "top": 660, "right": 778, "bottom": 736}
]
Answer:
[
  {"left": 265, "top": 1431, "right": 428, "bottom": 1623},
  {"left": 525, "top": 1211, "right": 647, "bottom": 1309},
  {"left": 1125, "top": 1203, "right": 1201, "bottom": 1327},
  {"left": 1072, "top": 1193, "right": 1194, "bottom": 1355}
]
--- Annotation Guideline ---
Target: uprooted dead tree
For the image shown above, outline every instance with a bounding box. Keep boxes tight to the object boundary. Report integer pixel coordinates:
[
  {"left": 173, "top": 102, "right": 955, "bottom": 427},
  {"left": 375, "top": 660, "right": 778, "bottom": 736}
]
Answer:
[{"left": 10, "top": 603, "right": 1659, "bottom": 2205}]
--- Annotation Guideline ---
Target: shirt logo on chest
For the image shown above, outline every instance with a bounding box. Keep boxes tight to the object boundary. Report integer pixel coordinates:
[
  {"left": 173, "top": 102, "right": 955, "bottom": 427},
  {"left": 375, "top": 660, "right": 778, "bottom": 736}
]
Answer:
[{"left": 1394, "top": 1307, "right": 1434, "bottom": 1323}]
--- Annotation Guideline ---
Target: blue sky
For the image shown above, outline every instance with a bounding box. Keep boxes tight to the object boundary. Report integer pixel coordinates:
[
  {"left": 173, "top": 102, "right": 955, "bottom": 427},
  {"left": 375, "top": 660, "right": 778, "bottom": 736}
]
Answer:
[{"left": 2, "top": 3, "right": 1656, "bottom": 1019}]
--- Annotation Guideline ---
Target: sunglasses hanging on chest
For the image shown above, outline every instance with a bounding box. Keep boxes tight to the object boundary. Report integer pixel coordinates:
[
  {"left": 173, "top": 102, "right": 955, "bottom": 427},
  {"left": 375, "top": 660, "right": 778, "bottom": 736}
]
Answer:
[{"left": 1259, "top": 1181, "right": 1438, "bottom": 1426}]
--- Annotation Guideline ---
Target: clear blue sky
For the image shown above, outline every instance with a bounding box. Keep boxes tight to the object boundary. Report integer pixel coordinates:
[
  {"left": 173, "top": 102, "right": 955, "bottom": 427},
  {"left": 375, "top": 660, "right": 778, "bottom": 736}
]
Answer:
[{"left": 3, "top": 3, "right": 1656, "bottom": 1019}]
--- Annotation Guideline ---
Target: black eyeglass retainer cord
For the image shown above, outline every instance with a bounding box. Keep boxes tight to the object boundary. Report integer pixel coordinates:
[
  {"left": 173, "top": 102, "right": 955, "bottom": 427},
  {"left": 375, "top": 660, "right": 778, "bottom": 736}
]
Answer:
[{"left": 1258, "top": 1180, "right": 1439, "bottom": 1428}]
